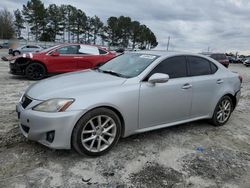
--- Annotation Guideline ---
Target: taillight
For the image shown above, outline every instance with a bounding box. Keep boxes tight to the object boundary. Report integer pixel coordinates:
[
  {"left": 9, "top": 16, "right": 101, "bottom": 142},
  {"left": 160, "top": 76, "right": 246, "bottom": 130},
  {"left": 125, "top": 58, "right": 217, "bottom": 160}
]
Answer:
[{"left": 238, "top": 75, "right": 243, "bottom": 83}]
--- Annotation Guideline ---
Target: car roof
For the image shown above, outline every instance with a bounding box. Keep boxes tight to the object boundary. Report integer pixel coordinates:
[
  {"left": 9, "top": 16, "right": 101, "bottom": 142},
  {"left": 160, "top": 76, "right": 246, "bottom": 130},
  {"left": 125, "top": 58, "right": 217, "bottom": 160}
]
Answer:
[{"left": 132, "top": 50, "right": 208, "bottom": 59}]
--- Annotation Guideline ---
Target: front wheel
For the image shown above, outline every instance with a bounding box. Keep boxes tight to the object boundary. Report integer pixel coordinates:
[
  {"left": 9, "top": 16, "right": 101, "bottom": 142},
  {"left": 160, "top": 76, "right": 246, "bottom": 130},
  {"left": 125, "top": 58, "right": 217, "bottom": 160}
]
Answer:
[
  {"left": 13, "top": 51, "right": 20, "bottom": 56},
  {"left": 72, "top": 108, "right": 121, "bottom": 156},
  {"left": 210, "top": 96, "right": 233, "bottom": 126},
  {"left": 25, "top": 62, "right": 46, "bottom": 80}
]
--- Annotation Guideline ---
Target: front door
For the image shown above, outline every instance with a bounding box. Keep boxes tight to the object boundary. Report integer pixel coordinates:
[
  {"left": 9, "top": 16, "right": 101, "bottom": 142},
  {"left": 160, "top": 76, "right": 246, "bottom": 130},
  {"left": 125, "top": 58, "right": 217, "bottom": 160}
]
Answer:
[
  {"left": 47, "top": 45, "right": 79, "bottom": 73},
  {"left": 139, "top": 56, "right": 192, "bottom": 129}
]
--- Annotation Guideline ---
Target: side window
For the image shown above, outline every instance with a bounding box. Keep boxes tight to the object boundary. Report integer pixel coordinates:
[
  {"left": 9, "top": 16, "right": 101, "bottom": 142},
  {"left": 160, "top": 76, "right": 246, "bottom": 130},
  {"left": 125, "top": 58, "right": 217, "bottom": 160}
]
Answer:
[
  {"left": 188, "top": 56, "right": 211, "bottom": 76},
  {"left": 56, "top": 45, "right": 79, "bottom": 54},
  {"left": 147, "top": 56, "right": 187, "bottom": 79},
  {"left": 29, "top": 45, "right": 39, "bottom": 48}
]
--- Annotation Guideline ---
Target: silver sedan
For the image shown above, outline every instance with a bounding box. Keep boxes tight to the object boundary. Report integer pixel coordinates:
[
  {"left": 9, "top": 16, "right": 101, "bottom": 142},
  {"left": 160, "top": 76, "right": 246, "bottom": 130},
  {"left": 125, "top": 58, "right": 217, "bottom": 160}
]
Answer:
[
  {"left": 16, "top": 51, "right": 242, "bottom": 156},
  {"left": 9, "top": 45, "right": 44, "bottom": 56}
]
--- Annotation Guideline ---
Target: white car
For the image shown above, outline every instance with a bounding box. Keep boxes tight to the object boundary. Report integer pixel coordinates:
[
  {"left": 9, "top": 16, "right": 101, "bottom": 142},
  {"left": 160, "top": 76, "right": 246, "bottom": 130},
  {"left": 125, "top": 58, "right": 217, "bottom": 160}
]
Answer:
[{"left": 9, "top": 45, "right": 44, "bottom": 56}]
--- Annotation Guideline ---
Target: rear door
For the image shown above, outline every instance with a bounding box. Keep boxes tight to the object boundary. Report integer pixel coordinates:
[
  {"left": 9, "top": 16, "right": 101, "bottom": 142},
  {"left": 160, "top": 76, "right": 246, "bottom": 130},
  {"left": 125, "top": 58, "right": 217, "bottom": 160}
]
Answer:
[
  {"left": 139, "top": 56, "right": 193, "bottom": 129},
  {"left": 187, "top": 56, "right": 219, "bottom": 118},
  {"left": 76, "top": 45, "right": 103, "bottom": 70}
]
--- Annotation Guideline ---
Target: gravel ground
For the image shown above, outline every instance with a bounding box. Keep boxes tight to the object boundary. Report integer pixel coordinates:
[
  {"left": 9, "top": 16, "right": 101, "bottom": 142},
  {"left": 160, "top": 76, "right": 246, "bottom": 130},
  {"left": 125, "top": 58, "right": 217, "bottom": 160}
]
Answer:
[{"left": 0, "top": 49, "right": 250, "bottom": 187}]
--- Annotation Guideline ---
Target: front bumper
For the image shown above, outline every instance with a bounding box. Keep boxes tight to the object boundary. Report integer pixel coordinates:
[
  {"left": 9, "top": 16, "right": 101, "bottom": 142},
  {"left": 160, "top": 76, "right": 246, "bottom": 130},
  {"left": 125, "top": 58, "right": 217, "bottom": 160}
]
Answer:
[
  {"left": 16, "top": 101, "right": 84, "bottom": 149},
  {"left": 9, "top": 62, "right": 24, "bottom": 75}
]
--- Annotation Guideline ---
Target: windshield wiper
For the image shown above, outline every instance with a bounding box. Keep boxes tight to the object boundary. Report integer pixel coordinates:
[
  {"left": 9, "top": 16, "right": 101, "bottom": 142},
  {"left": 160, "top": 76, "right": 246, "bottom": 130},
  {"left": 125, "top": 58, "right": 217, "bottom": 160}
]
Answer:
[{"left": 101, "top": 70, "right": 129, "bottom": 78}]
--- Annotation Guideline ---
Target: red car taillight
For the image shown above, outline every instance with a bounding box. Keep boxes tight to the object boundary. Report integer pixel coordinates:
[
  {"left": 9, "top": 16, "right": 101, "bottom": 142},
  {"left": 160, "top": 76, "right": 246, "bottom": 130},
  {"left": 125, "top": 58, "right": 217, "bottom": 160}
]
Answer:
[{"left": 238, "top": 75, "right": 243, "bottom": 83}]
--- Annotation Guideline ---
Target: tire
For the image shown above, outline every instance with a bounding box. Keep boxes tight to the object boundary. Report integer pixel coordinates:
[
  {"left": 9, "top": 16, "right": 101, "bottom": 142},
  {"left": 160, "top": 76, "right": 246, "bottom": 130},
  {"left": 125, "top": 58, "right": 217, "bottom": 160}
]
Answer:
[
  {"left": 72, "top": 108, "right": 121, "bottom": 156},
  {"left": 25, "top": 62, "right": 46, "bottom": 80},
  {"left": 13, "top": 51, "right": 20, "bottom": 56},
  {"left": 210, "top": 95, "right": 233, "bottom": 126}
]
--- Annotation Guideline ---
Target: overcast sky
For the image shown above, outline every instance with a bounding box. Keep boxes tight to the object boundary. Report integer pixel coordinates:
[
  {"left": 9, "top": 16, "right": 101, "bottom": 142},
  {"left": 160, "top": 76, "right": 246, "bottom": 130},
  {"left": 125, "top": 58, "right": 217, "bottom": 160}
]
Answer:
[{"left": 1, "top": 0, "right": 250, "bottom": 54}]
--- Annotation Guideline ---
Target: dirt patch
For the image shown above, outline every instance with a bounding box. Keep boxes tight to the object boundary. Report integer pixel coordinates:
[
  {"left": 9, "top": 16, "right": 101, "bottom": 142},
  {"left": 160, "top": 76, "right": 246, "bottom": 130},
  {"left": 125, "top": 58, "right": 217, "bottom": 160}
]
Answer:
[
  {"left": 182, "top": 147, "right": 250, "bottom": 184},
  {"left": 0, "top": 126, "right": 26, "bottom": 149},
  {"left": 130, "top": 162, "right": 185, "bottom": 187}
]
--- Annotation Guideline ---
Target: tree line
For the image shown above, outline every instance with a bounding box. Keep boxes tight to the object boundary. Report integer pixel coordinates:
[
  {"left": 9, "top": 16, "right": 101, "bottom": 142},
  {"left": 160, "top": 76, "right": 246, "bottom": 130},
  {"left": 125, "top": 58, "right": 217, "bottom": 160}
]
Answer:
[{"left": 1, "top": 0, "right": 158, "bottom": 49}]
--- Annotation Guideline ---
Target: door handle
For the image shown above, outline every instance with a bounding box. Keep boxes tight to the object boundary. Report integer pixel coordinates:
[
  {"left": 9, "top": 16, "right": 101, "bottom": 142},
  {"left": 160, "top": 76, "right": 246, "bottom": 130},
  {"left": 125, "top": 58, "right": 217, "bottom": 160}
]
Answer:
[
  {"left": 217, "top": 79, "right": 224, "bottom": 84},
  {"left": 182, "top": 83, "right": 192, "bottom": 89}
]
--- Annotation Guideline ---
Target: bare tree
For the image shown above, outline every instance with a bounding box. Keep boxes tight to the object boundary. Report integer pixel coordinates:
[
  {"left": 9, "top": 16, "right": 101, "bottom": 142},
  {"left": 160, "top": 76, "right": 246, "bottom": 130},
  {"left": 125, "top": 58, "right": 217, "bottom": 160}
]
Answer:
[{"left": 0, "top": 9, "right": 15, "bottom": 39}]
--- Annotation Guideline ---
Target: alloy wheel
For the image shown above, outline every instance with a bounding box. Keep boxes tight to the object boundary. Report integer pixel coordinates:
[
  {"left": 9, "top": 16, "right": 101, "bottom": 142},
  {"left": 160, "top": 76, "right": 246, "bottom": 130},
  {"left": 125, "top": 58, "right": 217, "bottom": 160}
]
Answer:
[
  {"left": 81, "top": 115, "right": 117, "bottom": 153},
  {"left": 26, "top": 63, "right": 46, "bottom": 80},
  {"left": 216, "top": 98, "right": 231, "bottom": 123}
]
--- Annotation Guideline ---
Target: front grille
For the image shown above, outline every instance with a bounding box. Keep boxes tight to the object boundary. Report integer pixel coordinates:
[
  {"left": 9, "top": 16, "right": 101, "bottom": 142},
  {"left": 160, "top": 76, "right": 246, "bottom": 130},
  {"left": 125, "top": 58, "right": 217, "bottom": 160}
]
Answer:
[
  {"left": 21, "top": 124, "right": 30, "bottom": 133},
  {"left": 21, "top": 95, "right": 32, "bottom": 109}
]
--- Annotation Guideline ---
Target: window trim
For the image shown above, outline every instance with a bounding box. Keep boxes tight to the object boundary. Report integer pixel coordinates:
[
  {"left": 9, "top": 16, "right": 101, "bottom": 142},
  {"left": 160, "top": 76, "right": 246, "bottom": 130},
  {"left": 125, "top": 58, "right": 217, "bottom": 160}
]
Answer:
[{"left": 142, "top": 55, "right": 188, "bottom": 82}]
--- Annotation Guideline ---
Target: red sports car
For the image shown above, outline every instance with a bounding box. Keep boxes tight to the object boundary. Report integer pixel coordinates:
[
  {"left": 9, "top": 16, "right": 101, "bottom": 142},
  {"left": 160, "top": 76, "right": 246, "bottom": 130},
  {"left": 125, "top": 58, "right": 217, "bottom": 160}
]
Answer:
[{"left": 7, "top": 44, "right": 116, "bottom": 80}]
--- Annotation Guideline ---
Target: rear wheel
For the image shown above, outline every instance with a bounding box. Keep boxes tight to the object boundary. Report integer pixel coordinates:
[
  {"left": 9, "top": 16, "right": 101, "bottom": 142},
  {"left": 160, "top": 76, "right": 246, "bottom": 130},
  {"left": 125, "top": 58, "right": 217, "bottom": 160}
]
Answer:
[
  {"left": 72, "top": 108, "right": 121, "bottom": 156},
  {"left": 25, "top": 62, "right": 46, "bottom": 80},
  {"left": 210, "top": 96, "right": 233, "bottom": 126}
]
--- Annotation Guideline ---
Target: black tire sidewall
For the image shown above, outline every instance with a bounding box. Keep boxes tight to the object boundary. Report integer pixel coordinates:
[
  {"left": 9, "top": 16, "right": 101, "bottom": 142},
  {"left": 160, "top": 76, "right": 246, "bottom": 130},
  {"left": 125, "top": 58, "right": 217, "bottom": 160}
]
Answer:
[
  {"left": 25, "top": 62, "right": 46, "bottom": 80},
  {"left": 212, "top": 96, "right": 233, "bottom": 126},
  {"left": 72, "top": 108, "right": 121, "bottom": 156}
]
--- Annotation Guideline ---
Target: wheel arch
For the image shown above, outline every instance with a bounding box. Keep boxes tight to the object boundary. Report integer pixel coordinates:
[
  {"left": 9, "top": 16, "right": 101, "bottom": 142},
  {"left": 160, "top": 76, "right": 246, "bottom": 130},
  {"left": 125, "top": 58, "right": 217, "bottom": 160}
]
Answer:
[
  {"left": 13, "top": 50, "right": 21, "bottom": 55},
  {"left": 30, "top": 60, "right": 48, "bottom": 72},
  {"left": 224, "top": 93, "right": 237, "bottom": 110},
  {"left": 70, "top": 105, "right": 126, "bottom": 148}
]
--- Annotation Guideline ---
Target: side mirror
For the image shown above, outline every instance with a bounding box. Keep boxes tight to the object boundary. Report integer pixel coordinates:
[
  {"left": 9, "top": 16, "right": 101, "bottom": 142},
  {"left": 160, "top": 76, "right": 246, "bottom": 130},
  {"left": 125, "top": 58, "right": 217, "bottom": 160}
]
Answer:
[
  {"left": 51, "top": 51, "right": 59, "bottom": 56},
  {"left": 148, "top": 73, "right": 169, "bottom": 84}
]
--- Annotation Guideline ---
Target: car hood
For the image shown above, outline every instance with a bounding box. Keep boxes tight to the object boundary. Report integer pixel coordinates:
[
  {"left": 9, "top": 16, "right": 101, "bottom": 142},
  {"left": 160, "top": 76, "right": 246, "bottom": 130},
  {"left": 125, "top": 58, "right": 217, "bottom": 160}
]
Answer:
[{"left": 26, "top": 70, "right": 127, "bottom": 100}]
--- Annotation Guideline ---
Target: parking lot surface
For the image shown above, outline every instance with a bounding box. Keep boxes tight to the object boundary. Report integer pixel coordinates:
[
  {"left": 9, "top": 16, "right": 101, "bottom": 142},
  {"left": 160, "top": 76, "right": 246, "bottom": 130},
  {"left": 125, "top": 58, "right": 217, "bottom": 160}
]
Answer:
[{"left": 0, "top": 49, "right": 250, "bottom": 187}]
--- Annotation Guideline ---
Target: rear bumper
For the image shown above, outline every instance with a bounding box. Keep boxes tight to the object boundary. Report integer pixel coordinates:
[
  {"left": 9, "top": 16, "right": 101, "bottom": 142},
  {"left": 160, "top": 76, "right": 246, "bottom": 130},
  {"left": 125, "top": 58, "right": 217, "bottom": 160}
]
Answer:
[{"left": 235, "top": 90, "right": 241, "bottom": 106}]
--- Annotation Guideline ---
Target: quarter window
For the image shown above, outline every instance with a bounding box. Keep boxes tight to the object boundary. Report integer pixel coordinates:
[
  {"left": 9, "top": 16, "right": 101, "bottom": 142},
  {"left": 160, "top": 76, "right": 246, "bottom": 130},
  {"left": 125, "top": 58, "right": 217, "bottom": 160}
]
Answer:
[
  {"left": 99, "top": 48, "right": 107, "bottom": 54},
  {"left": 188, "top": 56, "right": 212, "bottom": 76},
  {"left": 147, "top": 56, "right": 187, "bottom": 79},
  {"left": 210, "top": 62, "right": 218, "bottom": 74}
]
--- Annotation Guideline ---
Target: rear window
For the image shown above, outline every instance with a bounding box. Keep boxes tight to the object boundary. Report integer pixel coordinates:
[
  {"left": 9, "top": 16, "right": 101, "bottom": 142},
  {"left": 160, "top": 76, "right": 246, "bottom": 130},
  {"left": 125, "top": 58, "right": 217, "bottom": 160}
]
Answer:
[
  {"left": 188, "top": 56, "right": 217, "bottom": 76},
  {"left": 99, "top": 48, "right": 108, "bottom": 54}
]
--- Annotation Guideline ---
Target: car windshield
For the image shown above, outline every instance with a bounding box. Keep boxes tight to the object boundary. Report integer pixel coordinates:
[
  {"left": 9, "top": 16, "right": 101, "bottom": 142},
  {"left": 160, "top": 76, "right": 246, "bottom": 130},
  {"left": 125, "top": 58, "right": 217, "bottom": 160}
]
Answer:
[{"left": 98, "top": 53, "right": 159, "bottom": 78}]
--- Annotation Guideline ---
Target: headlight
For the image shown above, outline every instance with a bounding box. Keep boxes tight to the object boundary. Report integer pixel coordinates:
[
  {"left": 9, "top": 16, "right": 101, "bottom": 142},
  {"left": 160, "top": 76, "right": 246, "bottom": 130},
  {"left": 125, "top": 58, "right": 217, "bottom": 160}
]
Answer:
[{"left": 33, "top": 98, "right": 75, "bottom": 112}]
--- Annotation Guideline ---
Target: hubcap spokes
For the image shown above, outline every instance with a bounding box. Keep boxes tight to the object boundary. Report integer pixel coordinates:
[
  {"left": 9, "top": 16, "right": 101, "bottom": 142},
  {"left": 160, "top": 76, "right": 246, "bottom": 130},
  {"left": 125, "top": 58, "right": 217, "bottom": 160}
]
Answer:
[
  {"left": 27, "top": 65, "right": 44, "bottom": 79},
  {"left": 217, "top": 99, "right": 231, "bottom": 123},
  {"left": 81, "top": 115, "right": 117, "bottom": 152}
]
